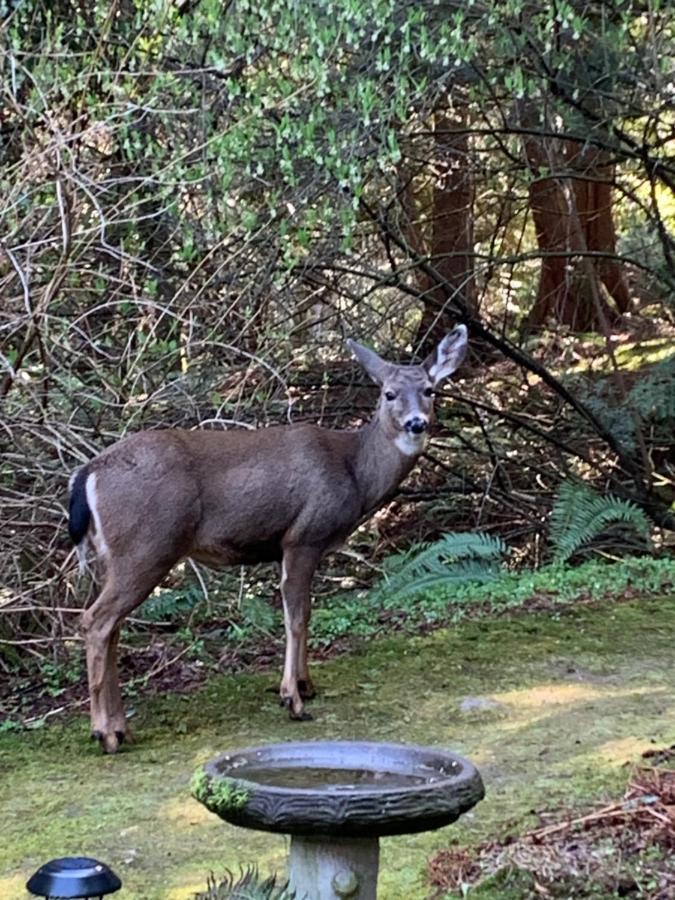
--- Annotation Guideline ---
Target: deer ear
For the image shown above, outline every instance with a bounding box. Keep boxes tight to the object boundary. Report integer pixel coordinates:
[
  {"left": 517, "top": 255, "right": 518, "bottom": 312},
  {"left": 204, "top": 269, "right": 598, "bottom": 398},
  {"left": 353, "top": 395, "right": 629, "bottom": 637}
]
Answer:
[
  {"left": 424, "top": 324, "right": 468, "bottom": 386},
  {"left": 346, "top": 339, "right": 390, "bottom": 386}
]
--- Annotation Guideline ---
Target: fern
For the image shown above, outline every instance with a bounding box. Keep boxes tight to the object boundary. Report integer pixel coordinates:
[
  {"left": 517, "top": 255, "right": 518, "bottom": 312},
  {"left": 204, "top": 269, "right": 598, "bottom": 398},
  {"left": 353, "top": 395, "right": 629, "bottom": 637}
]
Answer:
[
  {"left": 371, "top": 531, "right": 507, "bottom": 605},
  {"left": 142, "top": 585, "right": 204, "bottom": 622},
  {"left": 550, "top": 481, "right": 652, "bottom": 563},
  {"left": 195, "top": 868, "right": 294, "bottom": 900}
]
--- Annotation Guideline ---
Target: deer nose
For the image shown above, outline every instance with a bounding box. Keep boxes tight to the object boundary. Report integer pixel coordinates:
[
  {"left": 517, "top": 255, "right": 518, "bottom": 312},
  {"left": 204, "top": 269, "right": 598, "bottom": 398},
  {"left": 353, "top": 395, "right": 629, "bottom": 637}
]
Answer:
[{"left": 405, "top": 416, "right": 428, "bottom": 435}]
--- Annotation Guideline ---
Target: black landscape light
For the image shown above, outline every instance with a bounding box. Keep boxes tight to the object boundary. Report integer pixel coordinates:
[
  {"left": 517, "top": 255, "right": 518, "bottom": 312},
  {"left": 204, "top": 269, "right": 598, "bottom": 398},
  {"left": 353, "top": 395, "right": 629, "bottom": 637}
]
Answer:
[{"left": 26, "top": 856, "right": 122, "bottom": 898}]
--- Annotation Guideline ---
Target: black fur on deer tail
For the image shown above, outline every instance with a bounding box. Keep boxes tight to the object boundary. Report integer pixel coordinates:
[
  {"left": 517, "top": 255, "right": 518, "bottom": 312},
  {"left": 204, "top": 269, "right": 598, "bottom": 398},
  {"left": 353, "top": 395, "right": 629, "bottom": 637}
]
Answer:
[{"left": 68, "top": 466, "right": 91, "bottom": 570}]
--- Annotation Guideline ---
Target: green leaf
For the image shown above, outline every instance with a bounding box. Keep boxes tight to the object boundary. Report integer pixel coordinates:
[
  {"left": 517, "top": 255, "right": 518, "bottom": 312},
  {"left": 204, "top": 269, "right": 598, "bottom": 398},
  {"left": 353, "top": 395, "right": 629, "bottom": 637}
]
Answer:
[
  {"left": 550, "top": 482, "right": 652, "bottom": 563},
  {"left": 371, "top": 531, "right": 508, "bottom": 605}
]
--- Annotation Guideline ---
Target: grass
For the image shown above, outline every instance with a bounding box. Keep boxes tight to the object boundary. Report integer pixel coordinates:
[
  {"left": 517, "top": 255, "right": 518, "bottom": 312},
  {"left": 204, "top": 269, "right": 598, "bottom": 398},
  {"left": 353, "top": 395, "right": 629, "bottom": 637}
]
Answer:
[{"left": 1, "top": 584, "right": 674, "bottom": 898}]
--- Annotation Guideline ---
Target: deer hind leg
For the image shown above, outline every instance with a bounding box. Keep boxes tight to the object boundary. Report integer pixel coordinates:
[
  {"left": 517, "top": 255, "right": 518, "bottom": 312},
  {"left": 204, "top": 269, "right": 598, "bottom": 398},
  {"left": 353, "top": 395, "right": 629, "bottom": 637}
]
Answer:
[
  {"left": 279, "top": 546, "right": 319, "bottom": 720},
  {"left": 103, "top": 624, "right": 128, "bottom": 742},
  {"left": 81, "top": 562, "right": 169, "bottom": 754}
]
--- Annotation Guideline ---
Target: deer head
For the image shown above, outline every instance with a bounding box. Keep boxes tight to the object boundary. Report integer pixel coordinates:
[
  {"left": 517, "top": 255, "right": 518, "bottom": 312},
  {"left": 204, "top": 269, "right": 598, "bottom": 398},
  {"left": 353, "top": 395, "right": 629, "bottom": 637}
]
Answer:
[{"left": 346, "top": 324, "right": 468, "bottom": 455}]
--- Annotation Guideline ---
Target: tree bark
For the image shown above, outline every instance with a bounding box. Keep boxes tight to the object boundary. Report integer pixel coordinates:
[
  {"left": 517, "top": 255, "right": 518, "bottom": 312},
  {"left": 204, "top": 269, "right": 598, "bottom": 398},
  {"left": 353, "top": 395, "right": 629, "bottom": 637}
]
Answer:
[
  {"left": 401, "top": 108, "right": 476, "bottom": 356},
  {"left": 524, "top": 136, "right": 630, "bottom": 332}
]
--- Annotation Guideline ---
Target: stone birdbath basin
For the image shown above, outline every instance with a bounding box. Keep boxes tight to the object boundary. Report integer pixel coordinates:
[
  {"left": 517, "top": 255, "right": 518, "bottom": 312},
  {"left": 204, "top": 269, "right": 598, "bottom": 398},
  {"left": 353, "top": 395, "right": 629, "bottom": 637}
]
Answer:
[{"left": 192, "top": 740, "right": 484, "bottom": 899}]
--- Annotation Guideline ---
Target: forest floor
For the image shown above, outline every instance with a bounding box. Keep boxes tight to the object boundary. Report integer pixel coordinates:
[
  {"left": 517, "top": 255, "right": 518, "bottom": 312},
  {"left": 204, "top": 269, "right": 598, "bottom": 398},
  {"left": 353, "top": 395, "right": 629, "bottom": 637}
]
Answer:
[{"left": 1, "top": 594, "right": 674, "bottom": 899}]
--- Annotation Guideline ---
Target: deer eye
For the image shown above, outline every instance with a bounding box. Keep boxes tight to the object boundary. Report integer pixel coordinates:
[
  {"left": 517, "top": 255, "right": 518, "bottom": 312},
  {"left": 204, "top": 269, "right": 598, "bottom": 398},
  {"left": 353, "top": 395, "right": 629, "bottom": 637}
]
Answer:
[
  {"left": 423, "top": 387, "right": 435, "bottom": 398},
  {"left": 385, "top": 390, "right": 397, "bottom": 401}
]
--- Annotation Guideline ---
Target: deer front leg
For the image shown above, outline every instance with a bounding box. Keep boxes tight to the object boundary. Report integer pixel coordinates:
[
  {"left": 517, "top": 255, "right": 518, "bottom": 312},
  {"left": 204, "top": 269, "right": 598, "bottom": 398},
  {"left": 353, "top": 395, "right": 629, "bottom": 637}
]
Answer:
[
  {"left": 279, "top": 547, "right": 318, "bottom": 721},
  {"left": 297, "top": 634, "right": 316, "bottom": 700}
]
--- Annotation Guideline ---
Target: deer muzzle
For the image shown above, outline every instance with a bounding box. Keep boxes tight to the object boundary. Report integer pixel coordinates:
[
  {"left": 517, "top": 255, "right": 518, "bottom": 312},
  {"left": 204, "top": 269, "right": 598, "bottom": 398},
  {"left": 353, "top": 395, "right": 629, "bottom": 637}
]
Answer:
[{"left": 405, "top": 416, "right": 428, "bottom": 435}]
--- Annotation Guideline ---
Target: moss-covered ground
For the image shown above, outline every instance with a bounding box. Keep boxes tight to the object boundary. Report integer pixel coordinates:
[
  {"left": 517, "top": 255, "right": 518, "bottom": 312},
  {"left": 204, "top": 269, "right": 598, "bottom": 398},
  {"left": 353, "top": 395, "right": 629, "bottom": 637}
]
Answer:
[{"left": 1, "top": 595, "right": 673, "bottom": 899}]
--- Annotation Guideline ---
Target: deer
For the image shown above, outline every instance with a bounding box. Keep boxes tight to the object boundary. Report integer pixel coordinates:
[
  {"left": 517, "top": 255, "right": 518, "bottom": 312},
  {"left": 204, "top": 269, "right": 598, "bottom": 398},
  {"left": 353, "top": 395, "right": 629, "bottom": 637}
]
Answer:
[{"left": 68, "top": 325, "right": 468, "bottom": 753}]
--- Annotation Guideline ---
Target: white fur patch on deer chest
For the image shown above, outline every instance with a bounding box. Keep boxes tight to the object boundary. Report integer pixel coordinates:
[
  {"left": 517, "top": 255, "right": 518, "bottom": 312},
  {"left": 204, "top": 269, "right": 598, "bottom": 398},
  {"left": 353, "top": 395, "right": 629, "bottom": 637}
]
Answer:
[{"left": 394, "top": 432, "right": 428, "bottom": 456}]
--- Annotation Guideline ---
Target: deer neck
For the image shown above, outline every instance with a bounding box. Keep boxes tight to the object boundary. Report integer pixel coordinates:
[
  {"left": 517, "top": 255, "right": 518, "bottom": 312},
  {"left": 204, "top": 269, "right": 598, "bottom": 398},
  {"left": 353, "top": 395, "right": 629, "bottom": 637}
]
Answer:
[{"left": 354, "top": 415, "right": 424, "bottom": 514}]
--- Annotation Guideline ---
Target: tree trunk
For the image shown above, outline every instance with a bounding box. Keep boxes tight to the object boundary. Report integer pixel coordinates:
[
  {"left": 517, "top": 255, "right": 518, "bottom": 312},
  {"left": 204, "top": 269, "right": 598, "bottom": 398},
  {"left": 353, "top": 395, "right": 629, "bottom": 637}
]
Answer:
[
  {"left": 524, "top": 136, "right": 630, "bottom": 332},
  {"left": 401, "top": 108, "right": 476, "bottom": 356}
]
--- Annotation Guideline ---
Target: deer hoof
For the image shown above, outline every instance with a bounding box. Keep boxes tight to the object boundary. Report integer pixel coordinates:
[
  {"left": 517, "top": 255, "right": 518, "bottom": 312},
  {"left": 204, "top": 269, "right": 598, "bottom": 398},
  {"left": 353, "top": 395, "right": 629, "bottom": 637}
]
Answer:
[
  {"left": 271, "top": 682, "right": 316, "bottom": 700},
  {"left": 91, "top": 730, "right": 125, "bottom": 754},
  {"left": 298, "top": 680, "right": 316, "bottom": 700},
  {"left": 280, "top": 696, "right": 313, "bottom": 721},
  {"left": 101, "top": 732, "right": 123, "bottom": 754}
]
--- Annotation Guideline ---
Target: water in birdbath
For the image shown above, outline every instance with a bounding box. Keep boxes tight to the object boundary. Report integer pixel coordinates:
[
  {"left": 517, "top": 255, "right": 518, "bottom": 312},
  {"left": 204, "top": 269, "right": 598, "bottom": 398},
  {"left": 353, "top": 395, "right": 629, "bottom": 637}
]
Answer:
[{"left": 230, "top": 765, "right": 436, "bottom": 790}]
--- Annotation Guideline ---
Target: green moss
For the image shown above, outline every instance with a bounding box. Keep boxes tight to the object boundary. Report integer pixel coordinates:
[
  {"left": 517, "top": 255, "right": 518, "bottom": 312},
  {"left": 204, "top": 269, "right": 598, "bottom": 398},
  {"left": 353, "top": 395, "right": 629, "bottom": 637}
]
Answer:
[
  {"left": 1, "top": 594, "right": 674, "bottom": 898},
  {"left": 190, "top": 768, "right": 250, "bottom": 816}
]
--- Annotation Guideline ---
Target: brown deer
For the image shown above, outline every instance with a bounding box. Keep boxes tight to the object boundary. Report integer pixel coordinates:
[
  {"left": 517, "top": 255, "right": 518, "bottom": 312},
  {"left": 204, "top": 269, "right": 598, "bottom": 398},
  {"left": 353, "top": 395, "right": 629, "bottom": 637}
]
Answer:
[{"left": 68, "top": 326, "right": 468, "bottom": 753}]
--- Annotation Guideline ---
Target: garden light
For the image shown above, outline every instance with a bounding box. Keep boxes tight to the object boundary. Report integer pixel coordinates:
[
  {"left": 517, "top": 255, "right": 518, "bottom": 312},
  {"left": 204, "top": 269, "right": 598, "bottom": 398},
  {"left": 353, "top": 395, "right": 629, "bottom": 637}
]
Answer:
[{"left": 26, "top": 856, "right": 121, "bottom": 898}]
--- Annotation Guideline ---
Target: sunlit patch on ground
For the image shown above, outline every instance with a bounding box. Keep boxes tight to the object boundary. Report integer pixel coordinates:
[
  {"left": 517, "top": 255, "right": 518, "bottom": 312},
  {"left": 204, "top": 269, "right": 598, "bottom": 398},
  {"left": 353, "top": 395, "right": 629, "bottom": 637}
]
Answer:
[
  {"left": 495, "top": 682, "right": 607, "bottom": 708},
  {"left": 161, "top": 796, "right": 218, "bottom": 827},
  {"left": 595, "top": 735, "right": 669, "bottom": 766},
  {"left": 0, "top": 873, "right": 26, "bottom": 897}
]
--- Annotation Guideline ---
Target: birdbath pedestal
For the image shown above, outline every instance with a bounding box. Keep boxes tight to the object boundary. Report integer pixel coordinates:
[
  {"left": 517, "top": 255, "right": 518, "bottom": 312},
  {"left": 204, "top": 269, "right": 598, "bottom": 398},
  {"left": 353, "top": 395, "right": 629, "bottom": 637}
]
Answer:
[{"left": 193, "top": 741, "right": 484, "bottom": 900}]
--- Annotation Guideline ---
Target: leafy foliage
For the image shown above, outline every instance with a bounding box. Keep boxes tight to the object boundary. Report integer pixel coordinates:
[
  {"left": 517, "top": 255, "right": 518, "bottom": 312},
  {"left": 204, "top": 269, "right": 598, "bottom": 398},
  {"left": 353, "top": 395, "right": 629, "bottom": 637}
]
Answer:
[
  {"left": 577, "top": 355, "right": 675, "bottom": 452},
  {"left": 194, "top": 868, "right": 294, "bottom": 900},
  {"left": 550, "top": 482, "right": 652, "bottom": 563},
  {"left": 370, "top": 531, "right": 508, "bottom": 604}
]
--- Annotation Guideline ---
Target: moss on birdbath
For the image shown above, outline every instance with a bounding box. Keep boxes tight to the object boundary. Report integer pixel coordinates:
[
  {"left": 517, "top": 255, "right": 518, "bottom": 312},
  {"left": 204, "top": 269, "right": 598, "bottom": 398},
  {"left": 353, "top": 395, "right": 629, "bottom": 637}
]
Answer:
[{"left": 191, "top": 769, "right": 250, "bottom": 816}]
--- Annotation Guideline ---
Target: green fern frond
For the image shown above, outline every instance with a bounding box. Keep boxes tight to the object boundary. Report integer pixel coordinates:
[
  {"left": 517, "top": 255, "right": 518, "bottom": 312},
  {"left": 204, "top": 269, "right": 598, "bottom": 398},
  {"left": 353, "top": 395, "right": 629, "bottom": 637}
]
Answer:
[
  {"left": 143, "top": 585, "right": 204, "bottom": 622},
  {"left": 550, "top": 481, "right": 652, "bottom": 563},
  {"left": 195, "top": 867, "right": 294, "bottom": 899},
  {"left": 373, "top": 531, "right": 507, "bottom": 604}
]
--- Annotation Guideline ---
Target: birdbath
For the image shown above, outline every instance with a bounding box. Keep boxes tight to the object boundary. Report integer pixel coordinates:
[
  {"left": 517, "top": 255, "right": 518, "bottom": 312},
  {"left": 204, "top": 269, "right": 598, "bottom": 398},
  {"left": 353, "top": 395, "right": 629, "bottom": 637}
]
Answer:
[{"left": 192, "top": 740, "right": 484, "bottom": 899}]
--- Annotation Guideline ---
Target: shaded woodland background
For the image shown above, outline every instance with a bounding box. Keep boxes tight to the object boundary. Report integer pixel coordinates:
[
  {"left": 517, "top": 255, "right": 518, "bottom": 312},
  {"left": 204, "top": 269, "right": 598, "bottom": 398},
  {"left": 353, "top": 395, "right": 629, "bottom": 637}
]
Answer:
[{"left": 0, "top": 0, "right": 673, "bottom": 683}]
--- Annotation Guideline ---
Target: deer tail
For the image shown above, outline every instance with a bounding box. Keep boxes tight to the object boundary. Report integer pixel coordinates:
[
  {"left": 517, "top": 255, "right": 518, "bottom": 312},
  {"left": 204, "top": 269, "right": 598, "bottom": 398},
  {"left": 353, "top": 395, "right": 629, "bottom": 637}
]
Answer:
[{"left": 68, "top": 466, "right": 91, "bottom": 572}]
